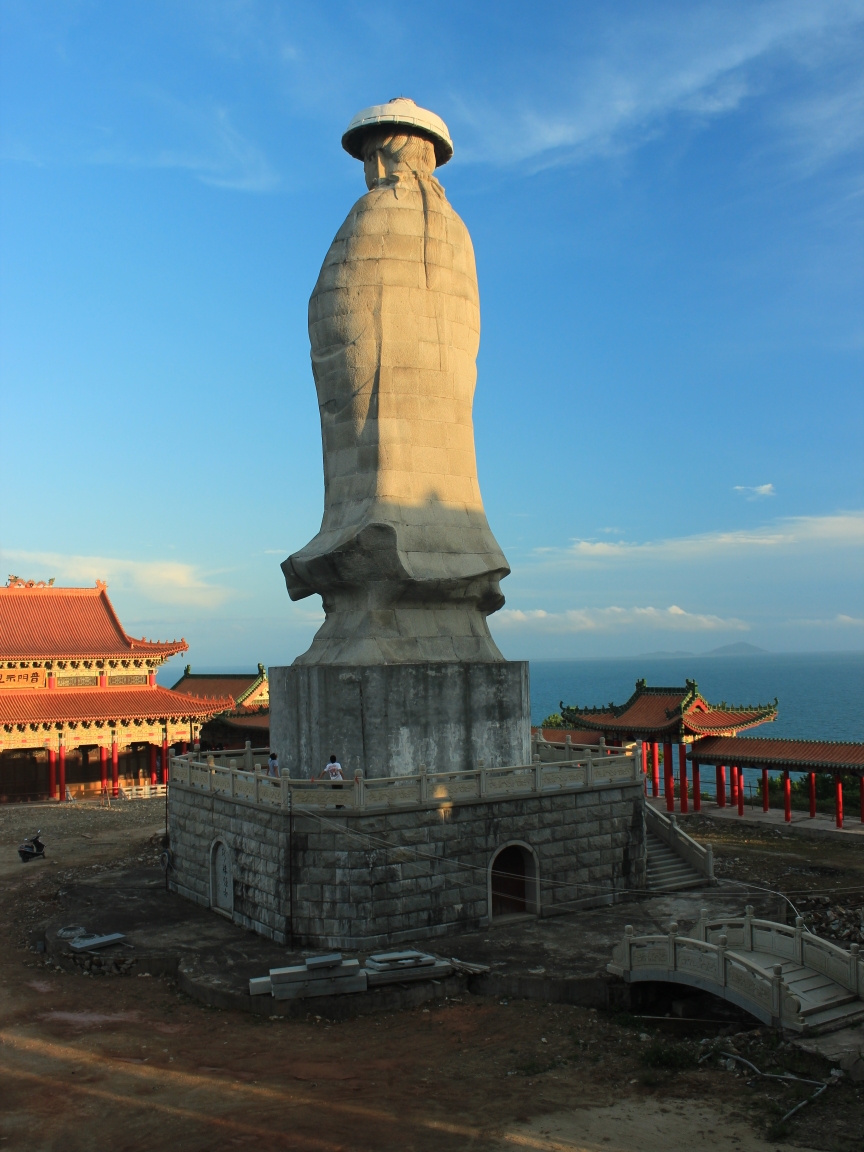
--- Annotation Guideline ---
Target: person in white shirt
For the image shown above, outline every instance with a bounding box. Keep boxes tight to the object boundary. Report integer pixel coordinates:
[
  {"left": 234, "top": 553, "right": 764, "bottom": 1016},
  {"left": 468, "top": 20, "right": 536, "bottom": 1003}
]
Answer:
[
  {"left": 267, "top": 752, "right": 280, "bottom": 778},
  {"left": 319, "top": 755, "right": 343, "bottom": 781}
]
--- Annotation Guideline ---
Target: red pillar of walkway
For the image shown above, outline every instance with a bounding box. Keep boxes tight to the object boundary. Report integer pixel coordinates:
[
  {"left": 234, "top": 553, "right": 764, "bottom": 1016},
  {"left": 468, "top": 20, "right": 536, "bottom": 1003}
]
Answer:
[
  {"left": 58, "top": 743, "right": 66, "bottom": 801},
  {"left": 809, "top": 772, "right": 816, "bottom": 819},
  {"left": 783, "top": 769, "right": 791, "bottom": 823},
  {"left": 48, "top": 748, "right": 56, "bottom": 800},
  {"left": 651, "top": 742, "right": 660, "bottom": 797},
  {"left": 762, "top": 768, "right": 770, "bottom": 813},
  {"left": 736, "top": 767, "right": 744, "bottom": 816},
  {"left": 100, "top": 745, "right": 108, "bottom": 794},
  {"left": 149, "top": 743, "right": 157, "bottom": 786},
  {"left": 692, "top": 761, "right": 701, "bottom": 812},
  {"left": 663, "top": 741, "right": 674, "bottom": 811},
  {"left": 717, "top": 765, "right": 726, "bottom": 807},
  {"left": 835, "top": 775, "right": 843, "bottom": 829},
  {"left": 111, "top": 737, "right": 119, "bottom": 798},
  {"left": 729, "top": 763, "right": 738, "bottom": 809},
  {"left": 678, "top": 744, "right": 688, "bottom": 814},
  {"left": 161, "top": 735, "right": 169, "bottom": 784},
  {"left": 180, "top": 741, "right": 188, "bottom": 755}
]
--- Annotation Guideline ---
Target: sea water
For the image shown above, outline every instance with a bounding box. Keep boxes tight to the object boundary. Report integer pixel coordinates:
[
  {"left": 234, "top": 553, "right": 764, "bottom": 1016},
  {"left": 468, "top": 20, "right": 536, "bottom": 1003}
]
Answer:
[{"left": 529, "top": 651, "right": 864, "bottom": 785}]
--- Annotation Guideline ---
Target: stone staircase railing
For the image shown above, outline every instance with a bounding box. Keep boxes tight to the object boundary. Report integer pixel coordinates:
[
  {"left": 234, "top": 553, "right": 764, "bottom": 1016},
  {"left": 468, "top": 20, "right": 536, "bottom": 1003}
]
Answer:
[
  {"left": 695, "top": 906, "right": 862, "bottom": 997},
  {"left": 646, "top": 803, "right": 714, "bottom": 880}
]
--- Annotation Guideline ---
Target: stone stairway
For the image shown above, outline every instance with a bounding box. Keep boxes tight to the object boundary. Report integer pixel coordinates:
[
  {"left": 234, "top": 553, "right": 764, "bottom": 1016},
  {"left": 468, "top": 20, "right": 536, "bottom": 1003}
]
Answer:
[{"left": 646, "top": 830, "right": 709, "bottom": 891}]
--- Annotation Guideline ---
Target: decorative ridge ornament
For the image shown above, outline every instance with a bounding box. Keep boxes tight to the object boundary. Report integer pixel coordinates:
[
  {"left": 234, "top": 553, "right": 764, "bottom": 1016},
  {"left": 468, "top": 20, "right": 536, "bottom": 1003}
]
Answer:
[{"left": 341, "top": 97, "right": 454, "bottom": 166}]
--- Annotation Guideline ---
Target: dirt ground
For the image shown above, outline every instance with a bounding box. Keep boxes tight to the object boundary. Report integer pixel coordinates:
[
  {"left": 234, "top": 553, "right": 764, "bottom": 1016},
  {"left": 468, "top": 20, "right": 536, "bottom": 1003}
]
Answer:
[{"left": 1, "top": 801, "right": 862, "bottom": 1152}]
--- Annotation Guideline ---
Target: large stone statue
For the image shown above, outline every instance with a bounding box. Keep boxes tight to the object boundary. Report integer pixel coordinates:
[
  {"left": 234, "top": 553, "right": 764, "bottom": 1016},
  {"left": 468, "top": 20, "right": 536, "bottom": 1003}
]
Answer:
[
  {"left": 271, "top": 100, "right": 529, "bottom": 778},
  {"left": 283, "top": 98, "right": 508, "bottom": 665}
]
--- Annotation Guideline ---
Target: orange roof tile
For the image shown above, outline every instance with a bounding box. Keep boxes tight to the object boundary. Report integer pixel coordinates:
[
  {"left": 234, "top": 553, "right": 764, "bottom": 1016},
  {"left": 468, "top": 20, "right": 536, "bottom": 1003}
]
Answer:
[
  {"left": 561, "top": 679, "right": 777, "bottom": 739},
  {"left": 0, "top": 581, "right": 186, "bottom": 661},
  {"left": 689, "top": 737, "right": 864, "bottom": 773},
  {"left": 0, "top": 685, "right": 233, "bottom": 726}
]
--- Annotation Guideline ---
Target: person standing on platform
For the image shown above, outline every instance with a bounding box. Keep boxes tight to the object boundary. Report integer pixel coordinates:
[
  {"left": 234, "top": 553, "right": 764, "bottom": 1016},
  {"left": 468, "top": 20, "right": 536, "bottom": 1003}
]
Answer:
[
  {"left": 319, "top": 755, "right": 343, "bottom": 782},
  {"left": 268, "top": 751, "right": 280, "bottom": 778}
]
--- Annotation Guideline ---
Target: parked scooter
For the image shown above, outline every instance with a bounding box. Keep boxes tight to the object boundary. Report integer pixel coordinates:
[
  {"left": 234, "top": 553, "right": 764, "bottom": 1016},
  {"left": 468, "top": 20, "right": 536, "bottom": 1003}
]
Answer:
[{"left": 18, "top": 831, "right": 46, "bottom": 862}]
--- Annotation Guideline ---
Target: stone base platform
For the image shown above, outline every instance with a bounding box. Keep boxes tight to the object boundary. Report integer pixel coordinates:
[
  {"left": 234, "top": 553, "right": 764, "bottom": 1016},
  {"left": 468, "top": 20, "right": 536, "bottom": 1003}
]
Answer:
[{"left": 268, "top": 660, "right": 530, "bottom": 780}]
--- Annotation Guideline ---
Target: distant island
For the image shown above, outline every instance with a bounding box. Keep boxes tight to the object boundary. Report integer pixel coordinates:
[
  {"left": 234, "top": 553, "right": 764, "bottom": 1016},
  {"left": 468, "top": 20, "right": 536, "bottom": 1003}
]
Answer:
[{"left": 637, "top": 642, "right": 770, "bottom": 659}]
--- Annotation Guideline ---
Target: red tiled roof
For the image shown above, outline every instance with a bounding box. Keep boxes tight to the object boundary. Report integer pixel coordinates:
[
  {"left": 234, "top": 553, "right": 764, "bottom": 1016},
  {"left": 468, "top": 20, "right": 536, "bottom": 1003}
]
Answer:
[
  {"left": 0, "top": 685, "right": 233, "bottom": 726},
  {"left": 171, "top": 674, "right": 251, "bottom": 704},
  {"left": 220, "top": 713, "right": 270, "bottom": 730},
  {"left": 562, "top": 679, "right": 777, "bottom": 739},
  {"left": 689, "top": 737, "right": 864, "bottom": 773},
  {"left": 0, "top": 581, "right": 186, "bottom": 661}
]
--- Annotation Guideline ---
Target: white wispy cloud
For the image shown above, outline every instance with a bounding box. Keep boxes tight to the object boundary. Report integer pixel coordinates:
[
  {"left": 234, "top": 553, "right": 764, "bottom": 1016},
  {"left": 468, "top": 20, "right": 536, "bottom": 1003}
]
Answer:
[
  {"left": 458, "top": 1, "right": 864, "bottom": 170},
  {"left": 2, "top": 550, "right": 231, "bottom": 610},
  {"left": 734, "top": 483, "right": 775, "bottom": 499},
  {"left": 537, "top": 510, "right": 864, "bottom": 567},
  {"left": 795, "top": 613, "right": 864, "bottom": 627},
  {"left": 496, "top": 604, "right": 748, "bottom": 633}
]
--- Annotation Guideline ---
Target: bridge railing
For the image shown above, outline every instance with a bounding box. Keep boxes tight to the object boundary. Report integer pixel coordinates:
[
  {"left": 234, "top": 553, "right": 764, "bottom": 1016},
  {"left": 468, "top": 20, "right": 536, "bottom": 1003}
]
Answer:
[
  {"left": 694, "top": 905, "right": 861, "bottom": 996},
  {"left": 608, "top": 921, "right": 803, "bottom": 1025},
  {"left": 646, "top": 804, "right": 714, "bottom": 880},
  {"left": 168, "top": 746, "right": 640, "bottom": 813}
]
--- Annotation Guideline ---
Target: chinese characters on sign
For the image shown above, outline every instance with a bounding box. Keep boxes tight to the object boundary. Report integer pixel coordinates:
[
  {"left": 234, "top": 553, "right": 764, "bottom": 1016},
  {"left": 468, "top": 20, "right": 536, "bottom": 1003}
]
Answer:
[{"left": 1, "top": 669, "right": 47, "bottom": 690}]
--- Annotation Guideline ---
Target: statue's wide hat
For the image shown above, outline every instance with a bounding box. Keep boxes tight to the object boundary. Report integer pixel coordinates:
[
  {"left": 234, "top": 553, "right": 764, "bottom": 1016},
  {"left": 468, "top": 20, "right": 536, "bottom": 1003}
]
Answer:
[{"left": 342, "top": 98, "right": 454, "bottom": 166}]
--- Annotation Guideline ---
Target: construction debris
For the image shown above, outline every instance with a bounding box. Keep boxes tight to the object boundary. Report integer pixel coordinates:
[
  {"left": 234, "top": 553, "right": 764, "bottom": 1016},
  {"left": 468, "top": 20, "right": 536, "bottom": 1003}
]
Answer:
[
  {"left": 363, "top": 949, "right": 453, "bottom": 986},
  {"left": 250, "top": 953, "right": 367, "bottom": 1001}
]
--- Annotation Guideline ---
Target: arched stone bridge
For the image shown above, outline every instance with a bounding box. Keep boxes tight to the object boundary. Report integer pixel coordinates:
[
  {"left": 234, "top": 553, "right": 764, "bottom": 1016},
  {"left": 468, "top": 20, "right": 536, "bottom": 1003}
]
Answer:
[{"left": 608, "top": 906, "right": 864, "bottom": 1034}]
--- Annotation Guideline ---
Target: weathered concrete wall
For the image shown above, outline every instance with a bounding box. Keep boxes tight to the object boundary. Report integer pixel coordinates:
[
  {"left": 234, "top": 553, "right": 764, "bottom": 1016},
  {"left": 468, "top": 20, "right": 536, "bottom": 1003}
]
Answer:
[
  {"left": 168, "top": 778, "right": 645, "bottom": 950},
  {"left": 269, "top": 660, "right": 531, "bottom": 780}
]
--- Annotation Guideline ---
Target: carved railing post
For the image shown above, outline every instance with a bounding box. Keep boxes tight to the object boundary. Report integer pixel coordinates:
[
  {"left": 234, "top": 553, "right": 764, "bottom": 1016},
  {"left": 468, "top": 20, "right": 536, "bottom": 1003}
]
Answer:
[
  {"left": 623, "top": 924, "right": 634, "bottom": 971},
  {"left": 849, "top": 944, "right": 859, "bottom": 994},
  {"left": 717, "top": 934, "right": 727, "bottom": 987},
  {"left": 419, "top": 763, "right": 428, "bottom": 804},
  {"left": 668, "top": 921, "right": 678, "bottom": 969},
  {"left": 479, "top": 762, "right": 487, "bottom": 797},
  {"left": 244, "top": 740, "right": 253, "bottom": 771},
  {"left": 705, "top": 843, "right": 714, "bottom": 880},
  {"left": 794, "top": 916, "right": 804, "bottom": 964},
  {"left": 696, "top": 907, "right": 710, "bottom": 942},
  {"left": 743, "top": 905, "right": 754, "bottom": 951},
  {"left": 354, "top": 769, "right": 365, "bottom": 810},
  {"left": 585, "top": 752, "right": 594, "bottom": 787},
  {"left": 534, "top": 759, "right": 543, "bottom": 793},
  {"left": 771, "top": 963, "right": 784, "bottom": 1020}
]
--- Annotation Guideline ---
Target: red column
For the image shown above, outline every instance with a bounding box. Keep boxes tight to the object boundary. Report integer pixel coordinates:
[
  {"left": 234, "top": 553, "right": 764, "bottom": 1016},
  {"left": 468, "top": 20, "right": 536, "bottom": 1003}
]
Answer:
[
  {"left": 692, "top": 761, "right": 701, "bottom": 812},
  {"left": 729, "top": 764, "right": 738, "bottom": 809},
  {"left": 762, "top": 768, "right": 770, "bottom": 813},
  {"left": 736, "top": 767, "right": 744, "bottom": 815},
  {"left": 161, "top": 734, "right": 168, "bottom": 784},
  {"left": 100, "top": 745, "right": 108, "bottom": 794},
  {"left": 717, "top": 765, "right": 726, "bottom": 807},
  {"left": 111, "top": 737, "right": 119, "bottom": 798},
  {"left": 149, "top": 743, "right": 157, "bottom": 786},
  {"left": 58, "top": 742, "right": 66, "bottom": 801},
  {"left": 48, "top": 748, "right": 56, "bottom": 800},
  {"left": 678, "top": 744, "right": 688, "bottom": 814},
  {"left": 650, "top": 742, "right": 659, "bottom": 798},
  {"left": 809, "top": 772, "right": 816, "bottom": 819},
  {"left": 783, "top": 769, "right": 791, "bottom": 823},
  {"left": 663, "top": 741, "right": 674, "bottom": 812},
  {"left": 180, "top": 741, "right": 188, "bottom": 755},
  {"left": 835, "top": 775, "right": 843, "bottom": 829}
]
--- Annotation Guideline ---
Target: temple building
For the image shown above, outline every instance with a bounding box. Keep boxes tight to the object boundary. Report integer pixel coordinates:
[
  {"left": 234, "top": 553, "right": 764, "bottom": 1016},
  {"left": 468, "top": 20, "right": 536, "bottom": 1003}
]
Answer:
[
  {"left": 560, "top": 678, "right": 778, "bottom": 811},
  {"left": 0, "top": 579, "right": 233, "bottom": 801},
  {"left": 172, "top": 665, "right": 270, "bottom": 749}
]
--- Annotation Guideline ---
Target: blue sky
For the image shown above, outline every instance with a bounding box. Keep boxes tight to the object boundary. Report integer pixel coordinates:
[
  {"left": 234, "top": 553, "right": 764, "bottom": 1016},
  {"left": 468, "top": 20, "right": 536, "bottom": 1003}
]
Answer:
[{"left": 1, "top": 0, "right": 862, "bottom": 679}]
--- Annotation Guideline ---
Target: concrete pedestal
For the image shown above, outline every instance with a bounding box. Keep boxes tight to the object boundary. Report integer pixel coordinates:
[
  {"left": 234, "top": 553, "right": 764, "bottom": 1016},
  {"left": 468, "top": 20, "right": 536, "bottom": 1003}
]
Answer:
[{"left": 268, "top": 661, "right": 530, "bottom": 779}]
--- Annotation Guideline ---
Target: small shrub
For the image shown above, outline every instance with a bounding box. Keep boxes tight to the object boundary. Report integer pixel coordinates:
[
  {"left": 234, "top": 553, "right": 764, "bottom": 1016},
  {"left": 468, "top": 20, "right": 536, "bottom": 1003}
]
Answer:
[{"left": 540, "top": 713, "right": 566, "bottom": 729}]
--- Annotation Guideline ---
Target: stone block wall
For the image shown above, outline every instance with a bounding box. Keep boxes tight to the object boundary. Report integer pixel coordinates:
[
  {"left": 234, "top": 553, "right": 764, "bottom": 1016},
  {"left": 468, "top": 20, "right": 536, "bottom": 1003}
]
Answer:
[
  {"left": 168, "top": 779, "right": 645, "bottom": 949},
  {"left": 168, "top": 785, "right": 290, "bottom": 943}
]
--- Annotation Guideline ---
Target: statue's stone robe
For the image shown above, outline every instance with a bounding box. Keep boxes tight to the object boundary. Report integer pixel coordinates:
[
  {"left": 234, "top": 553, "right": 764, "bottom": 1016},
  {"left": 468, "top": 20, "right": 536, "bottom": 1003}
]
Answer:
[{"left": 283, "top": 170, "right": 509, "bottom": 664}]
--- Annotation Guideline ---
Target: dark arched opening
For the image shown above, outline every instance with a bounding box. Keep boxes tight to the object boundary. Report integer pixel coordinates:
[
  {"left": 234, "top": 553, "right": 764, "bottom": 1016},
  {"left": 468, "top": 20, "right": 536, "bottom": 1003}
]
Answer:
[{"left": 491, "top": 844, "right": 535, "bottom": 917}]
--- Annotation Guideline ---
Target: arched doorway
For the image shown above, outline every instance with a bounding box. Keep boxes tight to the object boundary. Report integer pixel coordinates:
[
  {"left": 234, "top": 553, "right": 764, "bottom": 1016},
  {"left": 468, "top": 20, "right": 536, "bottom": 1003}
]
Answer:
[{"left": 489, "top": 843, "right": 538, "bottom": 918}]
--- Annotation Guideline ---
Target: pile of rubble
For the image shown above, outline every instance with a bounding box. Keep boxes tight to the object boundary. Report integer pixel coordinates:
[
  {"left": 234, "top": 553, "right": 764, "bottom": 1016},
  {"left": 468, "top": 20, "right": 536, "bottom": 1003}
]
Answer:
[{"left": 797, "top": 893, "right": 864, "bottom": 945}]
